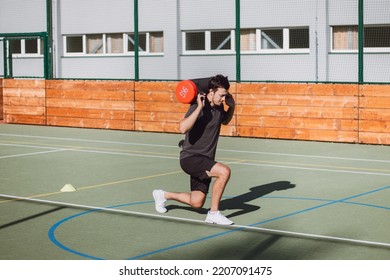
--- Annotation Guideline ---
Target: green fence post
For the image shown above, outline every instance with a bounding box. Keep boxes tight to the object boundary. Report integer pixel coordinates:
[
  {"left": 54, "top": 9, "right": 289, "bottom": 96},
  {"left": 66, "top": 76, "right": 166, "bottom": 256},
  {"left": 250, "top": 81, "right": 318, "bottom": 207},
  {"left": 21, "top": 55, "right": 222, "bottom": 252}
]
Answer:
[
  {"left": 235, "top": 0, "right": 241, "bottom": 83},
  {"left": 3, "top": 39, "right": 7, "bottom": 78},
  {"left": 134, "top": 0, "right": 139, "bottom": 81},
  {"left": 46, "top": 0, "right": 52, "bottom": 79},
  {"left": 358, "top": 0, "right": 364, "bottom": 84},
  {"left": 43, "top": 34, "right": 49, "bottom": 79},
  {"left": 8, "top": 39, "right": 13, "bottom": 78}
]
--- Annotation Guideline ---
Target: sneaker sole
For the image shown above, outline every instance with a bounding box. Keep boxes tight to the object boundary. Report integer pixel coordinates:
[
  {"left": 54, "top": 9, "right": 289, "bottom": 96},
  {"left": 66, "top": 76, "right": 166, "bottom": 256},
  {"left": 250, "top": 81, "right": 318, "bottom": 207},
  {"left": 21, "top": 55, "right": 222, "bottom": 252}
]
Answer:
[{"left": 205, "top": 220, "right": 234, "bottom": 226}]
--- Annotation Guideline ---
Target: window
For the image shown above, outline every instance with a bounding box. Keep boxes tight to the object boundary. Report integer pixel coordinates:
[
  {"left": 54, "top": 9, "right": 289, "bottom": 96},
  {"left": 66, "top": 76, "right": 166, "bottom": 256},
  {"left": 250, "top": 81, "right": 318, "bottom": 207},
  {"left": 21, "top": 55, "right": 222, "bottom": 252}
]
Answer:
[
  {"left": 240, "top": 29, "right": 257, "bottom": 51},
  {"left": 186, "top": 32, "right": 205, "bottom": 51},
  {"left": 127, "top": 33, "right": 146, "bottom": 52},
  {"left": 66, "top": 36, "right": 83, "bottom": 53},
  {"left": 211, "top": 31, "right": 231, "bottom": 50},
  {"left": 149, "top": 32, "right": 164, "bottom": 53},
  {"left": 332, "top": 26, "right": 358, "bottom": 50},
  {"left": 10, "top": 38, "right": 43, "bottom": 57},
  {"left": 126, "top": 32, "right": 164, "bottom": 53},
  {"left": 86, "top": 34, "right": 103, "bottom": 54},
  {"left": 332, "top": 25, "right": 390, "bottom": 51},
  {"left": 25, "top": 39, "right": 38, "bottom": 53},
  {"left": 239, "top": 27, "right": 309, "bottom": 53},
  {"left": 365, "top": 26, "right": 390, "bottom": 48},
  {"left": 64, "top": 32, "right": 164, "bottom": 55},
  {"left": 290, "top": 28, "right": 310, "bottom": 49},
  {"left": 183, "top": 30, "right": 234, "bottom": 53},
  {"left": 106, "top": 33, "right": 123, "bottom": 54},
  {"left": 261, "top": 29, "right": 283, "bottom": 49}
]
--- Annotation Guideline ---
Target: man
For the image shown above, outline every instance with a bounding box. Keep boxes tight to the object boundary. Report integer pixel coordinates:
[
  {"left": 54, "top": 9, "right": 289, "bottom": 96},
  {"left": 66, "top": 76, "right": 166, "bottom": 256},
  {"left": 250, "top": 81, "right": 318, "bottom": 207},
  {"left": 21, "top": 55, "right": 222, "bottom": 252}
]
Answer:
[{"left": 153, "top": 75, "right": 235, "bottom": 225}]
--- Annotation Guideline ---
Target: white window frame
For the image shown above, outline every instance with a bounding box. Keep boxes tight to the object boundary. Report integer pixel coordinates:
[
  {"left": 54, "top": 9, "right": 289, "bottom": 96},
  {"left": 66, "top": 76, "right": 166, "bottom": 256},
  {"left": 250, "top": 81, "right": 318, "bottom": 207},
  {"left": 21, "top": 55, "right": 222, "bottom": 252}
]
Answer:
[
  {"left": 330, "top": 25, "right": 390, "bottom": 53},
  {"left": 183, "top": 28, "right": 309, "bottom": 55},
  {"left": 11, "top": 38, "right": 43, "bottom": 58},
  {"left": 183, "top": 30, "right": 235, "bottom": 55},
  {"left": 63, "top": 35, "right": 85, "bottom": 56},
  {"left": 258, "top": 28, "right": 309, "bottom": 54},
  {"left": 64, "top": 32, "right": 164, "bottom": 56},
  {"left": 124, "top": 32, "right": 164, "bottom": 55}
]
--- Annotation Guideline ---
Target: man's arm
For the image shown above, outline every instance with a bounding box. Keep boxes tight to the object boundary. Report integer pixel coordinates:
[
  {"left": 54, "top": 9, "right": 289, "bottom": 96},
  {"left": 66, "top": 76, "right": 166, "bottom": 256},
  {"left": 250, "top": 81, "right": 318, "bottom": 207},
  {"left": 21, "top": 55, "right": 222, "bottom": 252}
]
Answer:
[
  {"left": 222, "top": 93, "right": 235, "bottom": 125},
  {"left": 179, "top": 94, "right": 204, "bottom": 134}
]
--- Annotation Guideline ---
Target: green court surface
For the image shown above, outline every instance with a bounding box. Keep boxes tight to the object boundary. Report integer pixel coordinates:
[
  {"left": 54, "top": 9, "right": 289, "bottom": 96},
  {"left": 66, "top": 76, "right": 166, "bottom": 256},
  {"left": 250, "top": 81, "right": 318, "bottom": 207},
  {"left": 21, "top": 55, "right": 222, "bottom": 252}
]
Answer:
[{"left": 0, "top": 124, "right": 389, "bottom": 260}]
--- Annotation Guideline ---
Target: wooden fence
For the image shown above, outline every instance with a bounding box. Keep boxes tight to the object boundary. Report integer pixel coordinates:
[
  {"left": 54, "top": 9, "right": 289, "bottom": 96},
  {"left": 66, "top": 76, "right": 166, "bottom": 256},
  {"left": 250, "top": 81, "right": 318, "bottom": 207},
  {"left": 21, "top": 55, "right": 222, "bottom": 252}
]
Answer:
[{"left": 1, "top": 78, "right": 389, "bottom": 145}]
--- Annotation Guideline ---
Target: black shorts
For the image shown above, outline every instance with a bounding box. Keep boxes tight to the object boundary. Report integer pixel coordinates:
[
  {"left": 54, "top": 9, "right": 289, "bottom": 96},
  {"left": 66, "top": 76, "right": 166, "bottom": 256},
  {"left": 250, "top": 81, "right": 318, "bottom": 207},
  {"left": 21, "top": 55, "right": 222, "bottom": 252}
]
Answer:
[{"left": 180, "top": 155, "right": 217, "bottom": 194}]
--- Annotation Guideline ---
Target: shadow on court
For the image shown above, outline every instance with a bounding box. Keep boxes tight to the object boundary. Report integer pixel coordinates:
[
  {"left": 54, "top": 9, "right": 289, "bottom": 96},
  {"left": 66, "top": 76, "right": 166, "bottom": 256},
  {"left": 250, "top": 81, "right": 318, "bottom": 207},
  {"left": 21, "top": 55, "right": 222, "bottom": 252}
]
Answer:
[
  {"left": 166, "top": 181, "right": 295, "bottom": 218},
  {"left": 0, "top": 206, "right": 64, "bottom": 230}
]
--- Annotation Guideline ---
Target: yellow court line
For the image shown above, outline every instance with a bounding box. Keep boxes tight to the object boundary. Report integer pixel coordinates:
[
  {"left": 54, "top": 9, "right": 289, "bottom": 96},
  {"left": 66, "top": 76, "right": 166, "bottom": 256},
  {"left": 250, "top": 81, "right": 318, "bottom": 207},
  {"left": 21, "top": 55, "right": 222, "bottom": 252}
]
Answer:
[
  {"left": 0, "top": 170, "right": 182, "bottom": 205},
  {"left": 76, "top": 170, "right": 182, "bottom": 191}
]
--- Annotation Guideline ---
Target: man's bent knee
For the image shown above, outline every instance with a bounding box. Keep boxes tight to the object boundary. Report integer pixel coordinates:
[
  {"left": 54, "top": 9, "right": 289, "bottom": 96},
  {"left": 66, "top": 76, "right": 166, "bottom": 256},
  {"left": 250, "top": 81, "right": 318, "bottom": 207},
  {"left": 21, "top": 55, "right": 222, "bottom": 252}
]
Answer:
[
  {"left": 190, "top": 200, "right": 205, "bottom": 209},
  {"left": 208, "top": 163, "right": 231, "bottom": 178},
  {"left": 190, "top": 191, "right": 206, "bottom": 209}
]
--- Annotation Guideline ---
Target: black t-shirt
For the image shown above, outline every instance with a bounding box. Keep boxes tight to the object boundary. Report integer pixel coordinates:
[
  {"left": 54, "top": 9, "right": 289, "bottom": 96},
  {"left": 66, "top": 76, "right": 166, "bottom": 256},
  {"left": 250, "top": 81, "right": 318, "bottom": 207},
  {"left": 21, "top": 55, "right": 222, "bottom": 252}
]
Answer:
[{"left": 180, "top": 101, "right": 226, "bottom": 160}]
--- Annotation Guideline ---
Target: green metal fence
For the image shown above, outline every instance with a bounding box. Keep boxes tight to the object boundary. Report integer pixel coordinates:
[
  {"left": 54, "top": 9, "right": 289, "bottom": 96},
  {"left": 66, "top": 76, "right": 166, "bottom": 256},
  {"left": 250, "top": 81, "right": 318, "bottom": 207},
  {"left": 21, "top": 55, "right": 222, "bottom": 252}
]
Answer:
[{"left": 0, "top": 0, "right": 389, "bottom": 84}]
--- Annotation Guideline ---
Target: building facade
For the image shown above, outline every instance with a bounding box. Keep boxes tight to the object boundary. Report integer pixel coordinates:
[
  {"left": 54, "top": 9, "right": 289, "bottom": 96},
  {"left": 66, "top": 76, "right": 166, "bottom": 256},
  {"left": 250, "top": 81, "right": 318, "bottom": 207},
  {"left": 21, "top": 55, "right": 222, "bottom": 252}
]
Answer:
[{"left": 0, "top": 0, "right": 389, "bottom": 82}]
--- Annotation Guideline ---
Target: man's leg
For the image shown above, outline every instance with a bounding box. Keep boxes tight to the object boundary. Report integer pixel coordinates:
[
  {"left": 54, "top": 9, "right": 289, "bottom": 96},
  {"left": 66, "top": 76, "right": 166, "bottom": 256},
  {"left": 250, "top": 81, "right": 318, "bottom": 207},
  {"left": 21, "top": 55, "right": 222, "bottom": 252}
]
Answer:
[
  {"left": 165, "top": 190, "right": 206, "bottom": 209},
  {"left": 206, "top": 162, "right": 231, "bottom": 212}
]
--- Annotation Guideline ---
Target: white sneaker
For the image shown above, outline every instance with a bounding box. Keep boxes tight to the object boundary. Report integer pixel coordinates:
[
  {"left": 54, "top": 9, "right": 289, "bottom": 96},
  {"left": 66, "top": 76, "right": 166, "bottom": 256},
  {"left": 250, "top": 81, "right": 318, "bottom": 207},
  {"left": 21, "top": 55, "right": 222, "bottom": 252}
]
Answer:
[
  {"left": 205, "top": 211, "right": 234, "bottom": 225},
  {"left": 153, "top": 189, "right": 167, "bottom": 213}
]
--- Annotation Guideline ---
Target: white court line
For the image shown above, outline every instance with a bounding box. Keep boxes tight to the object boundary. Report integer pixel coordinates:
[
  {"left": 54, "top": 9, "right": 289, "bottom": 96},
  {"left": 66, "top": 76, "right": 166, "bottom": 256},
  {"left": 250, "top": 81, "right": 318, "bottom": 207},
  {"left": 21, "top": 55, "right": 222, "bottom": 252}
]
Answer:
[
  {"left": 0, "top": 143, "right": 69, "bottom": 159},
  {"left": 1, "top": 142, "right": 390, "bottom": 176},
  {"left": 77, "top": 149, "right": 390, "bottom": 177},
  {"left": 237, "top": 161, "right": 390, "bottom": 177},
  {"left": 1, "top": 193, "right": 390, "bottom": 250},
  {"left": 1, "top": 133, "right": 390, "bottom": 163},
  {"left": 219, "top": 148, "right": 390, "bottom": 164}
]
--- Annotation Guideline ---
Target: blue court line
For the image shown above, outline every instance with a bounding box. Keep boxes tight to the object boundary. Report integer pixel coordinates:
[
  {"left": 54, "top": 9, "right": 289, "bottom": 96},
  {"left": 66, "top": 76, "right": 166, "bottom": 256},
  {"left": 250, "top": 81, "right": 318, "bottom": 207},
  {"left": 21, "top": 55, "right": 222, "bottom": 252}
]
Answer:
[
  {"left": 250, "top": 185, "right": 390, "bottom": 227},
  {"left": 48, "top": 201, "right": 151, "bottom": 260},
  {"left": 127, "top": 186, "right": 390, "bottom": 260},
  {"left": 47, "top": 186, "right": 390, "bottom": 260}
]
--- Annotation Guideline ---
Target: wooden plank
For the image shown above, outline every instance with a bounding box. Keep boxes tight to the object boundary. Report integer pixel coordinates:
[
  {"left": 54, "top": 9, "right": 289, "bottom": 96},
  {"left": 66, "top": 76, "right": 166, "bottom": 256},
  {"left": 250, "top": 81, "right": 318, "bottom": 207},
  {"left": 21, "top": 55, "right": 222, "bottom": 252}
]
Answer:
[
  {"left": 220, "top": 125, "right": 236, "bottom": 136},
  {"left": 46, "top": 98, "right": 134, "bottom": 110},
  {"left": 237, "top": 116, "right": 357, "bottom": 131},
  {"left": 237, "top": 93, "right": 357, "bottom": 107},
  {"left": 361, "top": 85, "right": 390, "bottom": 97},
  {"left": 237, "top": 83, "right": 358, "bottom": 96},
  {"left": 136, "top": 90, "right": 177, "bottom": 103},
  {"left": 4, "top": 96, "right": 45, "bottom": 107},
  {"left": 46, "top": 88, "right": 134, "bottom": 101},
  {"left": 46, "top": 80, "right": 134, "bottom": 91},
  {"left": 359, "top": 132, "right": 390, "bottom": 145},
  {"left": 47, "top": 107, "right": 134, "bottom": 120},
  {"left": 135, "top": 101, "right": 187, "bottom": 113},
  {"left": 3, "top": 88, "right": 46, "bottom": 98},
  {"left": 359, "top": 120, "right": 390, "bottom": 133},
  {"left": 136, "top": 81, "right": 177, "bottom": 92},
  {"left": 47, "top": 116, "right": 134, "bottom": 130},
  {"left": 359, "top": 108, "right": 390, "bottom": 121},
  {"left": 4, "top": 114, "right": 45, "bottom": 125},
  {"left": 135, "top": 111, "right": 183, "bottom": 123},
  {"left": 135, "top": 121, "right": 180, "bottom": 133},
  {"left": 236, "top": 126, "right": 358, "bottom": 142},
  {"left": 3, "top": 79, "right": 45, "bottom": 89},
  {"left": 4, "top": 106, "right": 45, "bottom": 116},
  {"left": 360, "top": 96, "right": 390, "bottom": 109},
  {"left": 237, "top": 105, "right": 357, "bottom": 119}
]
